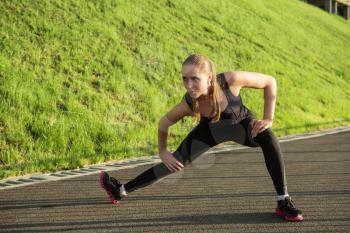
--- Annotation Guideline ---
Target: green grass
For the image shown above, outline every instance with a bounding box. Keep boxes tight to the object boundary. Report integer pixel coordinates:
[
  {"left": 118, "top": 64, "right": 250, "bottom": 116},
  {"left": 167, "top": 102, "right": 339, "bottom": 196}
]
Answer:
[{"left": 0, "top": 0, "right": 349, "bottom": 179}]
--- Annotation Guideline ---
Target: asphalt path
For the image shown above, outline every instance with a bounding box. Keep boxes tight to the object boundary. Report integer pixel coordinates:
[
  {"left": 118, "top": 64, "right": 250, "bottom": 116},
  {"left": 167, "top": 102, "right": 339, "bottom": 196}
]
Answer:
[{"left": 0, "top": 130, "right": 349, "bottom": 233}]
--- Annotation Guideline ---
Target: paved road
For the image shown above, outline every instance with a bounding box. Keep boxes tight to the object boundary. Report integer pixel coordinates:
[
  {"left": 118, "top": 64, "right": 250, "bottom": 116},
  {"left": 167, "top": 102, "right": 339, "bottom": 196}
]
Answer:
[{"left": 0, "top": 130, "right": 349, "bottom": 233}]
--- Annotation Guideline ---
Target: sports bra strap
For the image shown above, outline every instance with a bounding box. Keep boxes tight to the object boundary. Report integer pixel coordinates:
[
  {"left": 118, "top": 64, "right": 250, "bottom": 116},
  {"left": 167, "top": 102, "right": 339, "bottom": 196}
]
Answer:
[
  {"left": 217, "top": 73, "right": 236, "bottom": 106},
  {"left": 183, "top": 91, "right": 193, "bottom": 110},
  {"left": 216, "top": 73, "right": 228, "bottom": 90}
]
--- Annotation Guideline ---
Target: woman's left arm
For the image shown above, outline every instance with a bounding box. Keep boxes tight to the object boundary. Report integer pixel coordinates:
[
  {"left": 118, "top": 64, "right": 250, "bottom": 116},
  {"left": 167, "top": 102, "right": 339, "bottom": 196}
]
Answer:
[{"left": 225, "top": 71, "right": 277, "bottom": 137}]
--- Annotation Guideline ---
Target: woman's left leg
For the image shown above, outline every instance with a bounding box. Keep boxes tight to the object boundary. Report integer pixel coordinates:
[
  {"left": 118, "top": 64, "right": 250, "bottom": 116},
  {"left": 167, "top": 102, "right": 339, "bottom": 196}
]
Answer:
[
  {"left": 238, "top": 117, "right": 303, "bottom": 220},
  {"left": 238, "top": 118, "right": 287, "bottom": 196}
]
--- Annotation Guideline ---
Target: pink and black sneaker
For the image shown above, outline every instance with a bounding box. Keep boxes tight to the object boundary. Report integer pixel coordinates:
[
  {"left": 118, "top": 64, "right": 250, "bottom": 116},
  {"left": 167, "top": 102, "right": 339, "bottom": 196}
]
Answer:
[
  {"left": 99, "top": 171, "right": 128, "bottom": 205},
  {"left": 275, "top": 196, "right": 303, "bottom": 221}
]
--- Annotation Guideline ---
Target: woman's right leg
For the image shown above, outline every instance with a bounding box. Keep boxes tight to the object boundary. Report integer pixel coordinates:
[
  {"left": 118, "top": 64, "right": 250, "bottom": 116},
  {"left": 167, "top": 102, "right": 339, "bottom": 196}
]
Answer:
[{"left": 124, "top": 119, "right": 232, "bottom": 193}]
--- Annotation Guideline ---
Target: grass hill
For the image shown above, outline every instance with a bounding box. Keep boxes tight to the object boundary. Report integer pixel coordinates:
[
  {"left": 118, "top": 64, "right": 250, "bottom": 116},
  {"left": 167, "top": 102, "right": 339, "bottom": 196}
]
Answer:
[{"left": 0, "top": 0, "right": 349, "bottom": 179}]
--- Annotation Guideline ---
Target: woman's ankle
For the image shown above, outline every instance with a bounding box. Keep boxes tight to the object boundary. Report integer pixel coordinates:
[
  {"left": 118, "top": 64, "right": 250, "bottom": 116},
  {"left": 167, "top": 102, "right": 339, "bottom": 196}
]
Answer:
[
  {"left": 120, "top": 184, "right": 128, "bottom": 196},
  {"left": 277, "top": 194, "right": 289, "bottom": 201}
]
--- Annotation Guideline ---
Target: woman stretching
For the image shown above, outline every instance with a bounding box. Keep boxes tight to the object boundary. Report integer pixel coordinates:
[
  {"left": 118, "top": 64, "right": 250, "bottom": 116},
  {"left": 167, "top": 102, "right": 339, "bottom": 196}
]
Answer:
[{"left": 99, "top": 54, "right": 303, "bottom": 221}]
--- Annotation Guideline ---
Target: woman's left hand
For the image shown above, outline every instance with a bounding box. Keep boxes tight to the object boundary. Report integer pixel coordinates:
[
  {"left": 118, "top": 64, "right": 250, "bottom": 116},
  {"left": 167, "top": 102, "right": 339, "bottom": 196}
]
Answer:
[{"left": 250, "top": 119, "right": 273, "bottom": 138}]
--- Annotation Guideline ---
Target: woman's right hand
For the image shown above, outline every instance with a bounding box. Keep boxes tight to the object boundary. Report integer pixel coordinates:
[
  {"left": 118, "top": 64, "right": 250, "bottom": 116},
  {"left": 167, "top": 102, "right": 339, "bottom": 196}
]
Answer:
[{"left": 159, "top": 150, "right": 184, "bottom": 172}]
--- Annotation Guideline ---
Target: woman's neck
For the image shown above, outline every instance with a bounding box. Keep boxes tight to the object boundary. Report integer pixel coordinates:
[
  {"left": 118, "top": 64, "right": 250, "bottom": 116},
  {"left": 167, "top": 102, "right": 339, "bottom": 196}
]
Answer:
[{"left": 197, "top": 93, "right": 212, "bottom": 102}]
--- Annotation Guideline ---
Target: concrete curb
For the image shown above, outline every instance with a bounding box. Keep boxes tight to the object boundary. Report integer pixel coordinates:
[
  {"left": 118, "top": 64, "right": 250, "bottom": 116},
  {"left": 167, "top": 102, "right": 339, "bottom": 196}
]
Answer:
[{"left": 1, "top": 125, "right": 349, "bottom": 190}]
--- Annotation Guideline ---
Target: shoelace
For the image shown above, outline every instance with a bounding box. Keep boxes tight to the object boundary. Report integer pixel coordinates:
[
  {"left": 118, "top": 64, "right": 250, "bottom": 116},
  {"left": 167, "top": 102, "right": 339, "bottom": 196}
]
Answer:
[
  {"left": 110, "top": 177, "right": 121, "bottom": 188},
  {"left": 110, "top": 177, "right": 128, "bottom": 198},
  {"left": 286, "top": 198, "right": 296, "bottom": 209}
]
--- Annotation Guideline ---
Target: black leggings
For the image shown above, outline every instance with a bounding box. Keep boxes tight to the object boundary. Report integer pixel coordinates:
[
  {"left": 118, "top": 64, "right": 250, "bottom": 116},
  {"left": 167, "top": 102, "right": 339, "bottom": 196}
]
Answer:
[{"left": 124, "top": 117, "right": 287, "bottom": 195}]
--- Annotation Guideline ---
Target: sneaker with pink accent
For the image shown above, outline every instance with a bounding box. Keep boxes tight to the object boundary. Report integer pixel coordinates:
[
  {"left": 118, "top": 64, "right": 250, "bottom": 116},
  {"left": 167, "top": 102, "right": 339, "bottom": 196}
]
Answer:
[
  {"left": 99, "top": 171, "right": 128, "bottom": 205},
  {"left": 275, "top": 196, "right": 303, "bottom": 221}
]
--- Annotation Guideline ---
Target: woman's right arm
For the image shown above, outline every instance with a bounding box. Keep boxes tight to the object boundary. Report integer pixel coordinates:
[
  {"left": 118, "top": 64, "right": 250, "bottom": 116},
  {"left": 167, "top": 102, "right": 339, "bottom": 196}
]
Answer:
[{"left": 158, "top": 98, "right": 193, "bottom": 172}]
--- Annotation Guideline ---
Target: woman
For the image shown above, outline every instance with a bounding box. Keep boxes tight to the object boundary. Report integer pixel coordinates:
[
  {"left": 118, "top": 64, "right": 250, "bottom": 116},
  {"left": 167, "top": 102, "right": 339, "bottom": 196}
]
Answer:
[{"left": 99, "top": 54, "right": 303, "bottom": 221}]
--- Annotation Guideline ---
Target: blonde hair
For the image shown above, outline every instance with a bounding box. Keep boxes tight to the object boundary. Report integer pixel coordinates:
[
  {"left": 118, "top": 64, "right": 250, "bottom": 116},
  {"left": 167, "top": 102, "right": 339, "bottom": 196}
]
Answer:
[{"left": 182, "top": 54, "right": 221, "bottom": 124}]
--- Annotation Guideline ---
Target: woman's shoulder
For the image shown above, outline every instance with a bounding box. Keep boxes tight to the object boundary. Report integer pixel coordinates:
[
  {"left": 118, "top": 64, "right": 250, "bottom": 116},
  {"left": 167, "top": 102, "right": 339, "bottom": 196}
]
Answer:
[{"left": 217, "top": 71, "right": 244, "bottom": 88}]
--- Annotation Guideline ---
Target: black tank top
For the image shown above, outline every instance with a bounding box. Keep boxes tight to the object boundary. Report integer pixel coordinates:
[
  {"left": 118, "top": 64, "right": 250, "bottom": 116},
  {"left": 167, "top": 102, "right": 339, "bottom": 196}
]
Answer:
[{"left": 183, "top": 73, "right": 255, "bottom": 123}]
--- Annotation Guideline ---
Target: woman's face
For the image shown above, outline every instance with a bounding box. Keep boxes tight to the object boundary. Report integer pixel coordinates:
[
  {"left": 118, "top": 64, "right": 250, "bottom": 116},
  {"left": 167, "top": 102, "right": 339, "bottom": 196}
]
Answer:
[{"left": 182, "top": 64, "right": 212, "bottom": 99}]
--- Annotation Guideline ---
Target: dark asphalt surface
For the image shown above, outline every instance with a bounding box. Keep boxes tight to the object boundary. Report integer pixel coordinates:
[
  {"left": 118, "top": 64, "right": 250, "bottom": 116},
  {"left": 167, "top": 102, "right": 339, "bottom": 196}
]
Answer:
[{"left": 0, "top": 130, "right": 349, "bottom": 233}]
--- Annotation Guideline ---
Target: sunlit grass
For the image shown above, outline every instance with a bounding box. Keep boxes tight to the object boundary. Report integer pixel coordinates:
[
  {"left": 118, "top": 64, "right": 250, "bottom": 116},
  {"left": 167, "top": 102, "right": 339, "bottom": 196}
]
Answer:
[{"left": 0, "top": 0, "right": 349, "bottom": 179}]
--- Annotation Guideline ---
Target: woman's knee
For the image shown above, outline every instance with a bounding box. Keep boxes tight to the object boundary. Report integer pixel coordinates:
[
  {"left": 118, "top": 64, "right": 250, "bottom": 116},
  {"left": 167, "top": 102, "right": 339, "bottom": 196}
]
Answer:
[
  {"left": 152, "top": 161, "right": 179, "bottom": 179},
  {"left": 172, "top": 134, "right": 217, "bottom": 165},
  {"left": 254, "top": 127, "right": 277, "bottom": 144}
]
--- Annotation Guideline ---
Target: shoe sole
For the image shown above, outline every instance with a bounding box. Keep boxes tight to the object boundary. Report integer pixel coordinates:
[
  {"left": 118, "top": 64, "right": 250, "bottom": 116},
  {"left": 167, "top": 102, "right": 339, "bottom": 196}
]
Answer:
[
  {"left": 99, "top": 171, "right": 119, "bottom": 205},
  {"left": 275, "top": 208, "right": 304, "bottom": 221}
]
